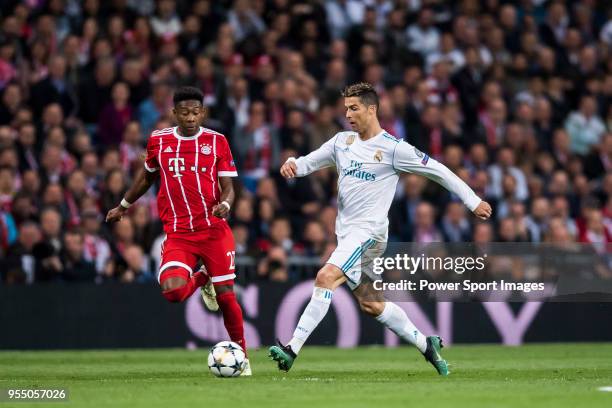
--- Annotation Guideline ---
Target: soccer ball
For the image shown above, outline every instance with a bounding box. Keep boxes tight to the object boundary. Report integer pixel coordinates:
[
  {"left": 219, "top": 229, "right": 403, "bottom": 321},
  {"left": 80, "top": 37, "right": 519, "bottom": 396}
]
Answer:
[{"left": 207, "top": 341, "right": 246, "bottom": 377}]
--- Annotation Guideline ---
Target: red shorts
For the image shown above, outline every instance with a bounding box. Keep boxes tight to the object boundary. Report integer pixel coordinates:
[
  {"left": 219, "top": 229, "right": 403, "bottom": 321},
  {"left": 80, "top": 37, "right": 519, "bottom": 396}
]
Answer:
[{"left": 158, "top": 221, "right": 236, "bottom": 286}]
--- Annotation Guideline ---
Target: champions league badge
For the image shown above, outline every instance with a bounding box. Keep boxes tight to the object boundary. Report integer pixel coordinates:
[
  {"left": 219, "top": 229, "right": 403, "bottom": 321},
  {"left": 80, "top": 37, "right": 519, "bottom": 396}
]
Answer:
[{"left": 414, "top": 147, "right": 429, "bottom": 165}]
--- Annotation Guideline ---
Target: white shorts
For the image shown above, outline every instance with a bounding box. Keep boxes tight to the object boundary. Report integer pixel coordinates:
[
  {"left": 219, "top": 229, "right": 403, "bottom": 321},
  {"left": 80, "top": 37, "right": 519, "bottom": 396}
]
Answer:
[{"left": 326, "top": 230, "right": 387, "bottom": 290}]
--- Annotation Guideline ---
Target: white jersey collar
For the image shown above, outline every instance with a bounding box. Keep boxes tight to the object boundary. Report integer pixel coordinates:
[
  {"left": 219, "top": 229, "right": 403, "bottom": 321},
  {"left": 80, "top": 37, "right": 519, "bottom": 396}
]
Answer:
[
  {"left": 358, "top": 129, "right": 386, "bottom": 142},
  {"left": 173, "top": 126, "right": 203, "bottom": 140}
]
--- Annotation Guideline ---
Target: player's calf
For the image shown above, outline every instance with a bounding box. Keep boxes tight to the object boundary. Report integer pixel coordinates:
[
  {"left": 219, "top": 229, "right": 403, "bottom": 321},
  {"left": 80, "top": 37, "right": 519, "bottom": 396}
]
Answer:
[
  {"left": 353, "top": 280, "right": 386, "bottom": 316},
  {"left": 357, "top": 299, "right": 385, "bottom": 316},
  {"left": 215, "top": 285, "right": 247, "bottom": 354}
]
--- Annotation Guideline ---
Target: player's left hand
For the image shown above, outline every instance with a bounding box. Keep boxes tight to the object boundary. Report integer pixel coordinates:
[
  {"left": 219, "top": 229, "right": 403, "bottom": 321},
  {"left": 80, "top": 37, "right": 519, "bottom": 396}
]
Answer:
[
  {"left": 473, "top": 201, "right": 492, "bottom": 220},
  {"left": 212, "top": 203, "right": 230, "bottom": 218}
]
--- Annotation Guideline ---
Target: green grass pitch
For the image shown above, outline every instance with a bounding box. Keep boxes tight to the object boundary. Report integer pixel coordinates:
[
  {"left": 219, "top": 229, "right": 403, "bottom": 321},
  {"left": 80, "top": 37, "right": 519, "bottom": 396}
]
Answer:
[{"left": 1, "top": 343, "right": 611, "bottom": 408}]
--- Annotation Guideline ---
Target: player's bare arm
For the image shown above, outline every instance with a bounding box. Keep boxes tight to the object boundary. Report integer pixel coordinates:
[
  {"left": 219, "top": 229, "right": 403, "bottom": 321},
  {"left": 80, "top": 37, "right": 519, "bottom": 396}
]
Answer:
[
  {"left": 105, "top": 168, "right": 158, "bottom": 223},
  {"left": 212, "top": 176, "right": 235, "bottom": 218}
]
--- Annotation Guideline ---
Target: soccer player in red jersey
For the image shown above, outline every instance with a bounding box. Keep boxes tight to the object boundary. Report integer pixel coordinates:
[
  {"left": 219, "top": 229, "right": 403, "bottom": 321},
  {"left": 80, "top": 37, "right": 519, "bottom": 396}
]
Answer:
[{"left": 106, "top": 86, "right": 251, "bottom": 375}]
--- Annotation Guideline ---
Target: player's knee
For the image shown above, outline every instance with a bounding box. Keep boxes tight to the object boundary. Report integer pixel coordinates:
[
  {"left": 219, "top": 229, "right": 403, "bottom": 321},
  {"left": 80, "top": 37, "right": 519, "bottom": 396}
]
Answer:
[
  {"left": 160, "top": 269, "right": 190, "bottom": 303},
  {"left": 161, "top": 275, "right": 187, "bottom": 291},
  {"left": 314, "top": 268, "right": 337, "bottom": 288},
  {"left": 358, "top": 300, "right": 384, "bottom": 316}
]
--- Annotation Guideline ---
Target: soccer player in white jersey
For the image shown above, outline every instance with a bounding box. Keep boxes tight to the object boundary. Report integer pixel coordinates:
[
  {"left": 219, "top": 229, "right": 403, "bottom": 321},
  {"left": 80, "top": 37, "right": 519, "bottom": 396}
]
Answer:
[{"left": 269, "top": 82, "right": 492, "bottom": 375}]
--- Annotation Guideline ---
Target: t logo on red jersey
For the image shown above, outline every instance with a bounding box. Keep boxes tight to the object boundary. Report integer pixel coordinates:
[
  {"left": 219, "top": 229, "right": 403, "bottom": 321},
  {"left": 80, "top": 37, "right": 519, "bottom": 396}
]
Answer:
[{"left": 168, "top": 157, "right": 185, "bottom": 177}]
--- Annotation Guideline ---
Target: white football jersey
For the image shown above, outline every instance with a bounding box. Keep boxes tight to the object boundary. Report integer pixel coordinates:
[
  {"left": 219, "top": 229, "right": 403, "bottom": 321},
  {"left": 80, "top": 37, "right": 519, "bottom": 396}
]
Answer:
[{"left": 292, "top": 130, "right": 481, "bottom": 241}]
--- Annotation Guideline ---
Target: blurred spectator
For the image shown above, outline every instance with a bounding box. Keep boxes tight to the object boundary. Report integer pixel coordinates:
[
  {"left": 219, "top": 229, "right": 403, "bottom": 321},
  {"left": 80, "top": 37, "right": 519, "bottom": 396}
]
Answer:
[
  {"left": 0, "top": 165, "right": 16, "bottom": 211},
  {"left": 406, "top": 7, "right": 440, "bottom": 58},
  {"left": 227, "top": 0, "right": 266, "bottom": 43},
  {"left": 325, "top": 0, "right": 364, "bottom": 40},
  {"left": 120, "top": 244, "right": 152, "bottom": 283},
  {"left": 131, "top": 204, "right": 160, "bottom": 252},
  {"left": 579, "top": 208, "right": 612, "bottom": 252},
  {"left": 232, "top": 221, "right": 251, "bottom": 256},
  {"left": 150, "top": 0, "right": 181, "bottom": 38},
  {"left": 234, "top": 100, "right": 279, "bottom": 185},
  {"left": 119, "top": 121, "right": 145, "bottom": 174},
  {"left": 525, "top": 197, "right": 551, "bottom": 243},
  {"left": 488, "top": 147, "right": 528, "bottom": 201},
  {"left": 440, "top": 201, "right": 471, "bottom": 243},
  {"left": 29, "top": 54, "right": 75, "bottom": 118},
  {"left": 81, "top": 208, "right": 111, "bottom": 276},
  {"left": 257, "top": 245, "right": 288, "bottom": 282},
  {"left": 101, "top": 169, "right": 127, "bottom": 215},
  {"left": 302, "top": 220, "right": 327, "bottom": 257},
  {"left": 412, "top": 202, "right": 442, "bottom": 243},
  {"left": 0, "top": 83, "right": 22, "bottom": 126},
  {"left": 15, "top": 123, "right": 38, "bottom": 172},
  {"left": 138, "top": 81, "right": 172, "bottom": 135},
  {"left": 2, "top": 221, "right": 41, "bottom": 284},
  {"left": 78, "top": 57, "right": 116, "bottom": 128},
  {"left": 40, "top": 207, "right": 63, "bottom": 253},
  {"left": 60, "top": 229, "right": 96, "bottom": 282},
  {"left": 98, "top": 82, "right": 133, "bottom": 146},
  {"left": 565, "top": 95, "right": 606, "bottom": 155},
  {"left": 0, "top": 205, "right": 17, "bottom": 255}
]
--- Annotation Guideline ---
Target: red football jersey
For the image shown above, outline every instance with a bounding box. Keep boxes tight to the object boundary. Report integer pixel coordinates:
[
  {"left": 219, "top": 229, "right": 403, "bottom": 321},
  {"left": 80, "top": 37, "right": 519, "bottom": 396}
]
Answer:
[{"left": 144, "top": 126, "right": 238, "bottom": 233}]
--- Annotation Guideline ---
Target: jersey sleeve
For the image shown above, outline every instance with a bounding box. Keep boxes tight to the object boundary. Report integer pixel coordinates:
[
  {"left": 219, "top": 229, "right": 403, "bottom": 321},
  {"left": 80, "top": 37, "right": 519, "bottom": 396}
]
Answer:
[
  {"left": 144, "top": 136, "right": 159, "bottom": 172},
  {"left": 393, "top": 141, "right": 482, "bottom": 211},
  {"left": 293, "top": 134, "right": 337, "bottom": 176},
  {"left": 217, "top": 136, "right": 238, "bottom": 177}
]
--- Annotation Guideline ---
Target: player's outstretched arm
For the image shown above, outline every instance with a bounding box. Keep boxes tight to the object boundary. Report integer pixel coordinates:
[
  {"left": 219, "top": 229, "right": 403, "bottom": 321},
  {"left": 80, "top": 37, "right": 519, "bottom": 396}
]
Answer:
[
  {"left": 280, "top": 135, "right": 338, "bottom": 179},
  {"left": 212, "top": 177, "right": 235, "bottom": 219},
  {"left": 105, "top": 168, "right": 158, "bottom": 223},
  {"left": 393, "top": 141, "right": 492, "bottom": 220}
]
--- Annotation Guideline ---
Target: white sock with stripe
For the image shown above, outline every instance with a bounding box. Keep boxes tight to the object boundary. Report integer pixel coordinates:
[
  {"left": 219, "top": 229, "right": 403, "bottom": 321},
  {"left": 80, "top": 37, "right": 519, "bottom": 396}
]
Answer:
[
  {"left": 287, "top": 287, "right": 333, "bottom": 354},
  {"left": 375, "top": 302, "right": 427, "bottom": 353}
]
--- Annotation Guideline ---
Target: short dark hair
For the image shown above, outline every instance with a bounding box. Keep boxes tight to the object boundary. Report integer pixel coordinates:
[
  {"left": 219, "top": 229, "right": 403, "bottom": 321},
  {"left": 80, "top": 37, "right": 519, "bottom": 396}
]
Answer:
[
  {"left": 341, "top": 82, "right": 379, "bottom": 111},
  {"left": 173, "top": 86, "right": 204, "bottom": 106}
]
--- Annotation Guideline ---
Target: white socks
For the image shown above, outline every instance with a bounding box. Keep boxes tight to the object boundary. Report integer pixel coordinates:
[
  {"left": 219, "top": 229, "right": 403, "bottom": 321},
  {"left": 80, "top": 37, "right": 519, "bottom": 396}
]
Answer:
[
  {"left": 287, "top": 292, "right": 427, "bottom": 355},
  {"left": 287, "top": 287, "right": 333, "bottom": 354},
  {"left": 375, "top": 302, "right": 427, "bottom": 353}
]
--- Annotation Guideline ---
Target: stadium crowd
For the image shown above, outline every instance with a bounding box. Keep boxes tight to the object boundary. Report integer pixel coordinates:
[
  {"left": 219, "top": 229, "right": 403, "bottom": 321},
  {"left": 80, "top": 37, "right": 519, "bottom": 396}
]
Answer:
[{"left": 0, "top": 0, "right": 610, "bottom": 284}]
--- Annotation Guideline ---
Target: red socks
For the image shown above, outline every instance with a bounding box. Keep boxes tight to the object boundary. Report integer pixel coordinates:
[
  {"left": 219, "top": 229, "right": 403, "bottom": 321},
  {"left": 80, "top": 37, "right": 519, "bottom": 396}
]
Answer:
[
  {"left": 217, "top": 290, "right": 247, "bottom": 354},
  {"left": 160, "top": 274, "right": 246, "bottom": 355},
  {"left": 161, "top": 271, "right": 209, "bottom": 303}
]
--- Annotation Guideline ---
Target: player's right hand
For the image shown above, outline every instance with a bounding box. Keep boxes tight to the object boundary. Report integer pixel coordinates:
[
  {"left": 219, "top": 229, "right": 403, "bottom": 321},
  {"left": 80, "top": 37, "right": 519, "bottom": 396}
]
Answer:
[
  {"left": 280, "top": 159, "right": 297, "bottom": 179},
  {"left": 105, "top": 206, "right": 128, "bottom": 223}
]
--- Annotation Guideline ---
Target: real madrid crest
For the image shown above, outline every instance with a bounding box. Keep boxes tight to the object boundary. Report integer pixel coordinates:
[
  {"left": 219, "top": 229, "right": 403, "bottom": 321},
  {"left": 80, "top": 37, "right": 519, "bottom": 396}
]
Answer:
[
  {"left": 346, "top": 135, "right": 355, "bottom": 145},
  {"left": 200, "top": 143, "right": 212, "bottom": 155},
  {"left": 374, "top": 150, "right": 383, "bottom": 162}
]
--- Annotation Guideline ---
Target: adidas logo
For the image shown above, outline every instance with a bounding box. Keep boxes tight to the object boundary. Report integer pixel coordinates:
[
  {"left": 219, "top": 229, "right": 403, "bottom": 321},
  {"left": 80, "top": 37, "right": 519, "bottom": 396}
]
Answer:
[{"left": 164, "top": 146, "right": 173, "bottom": 153}]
